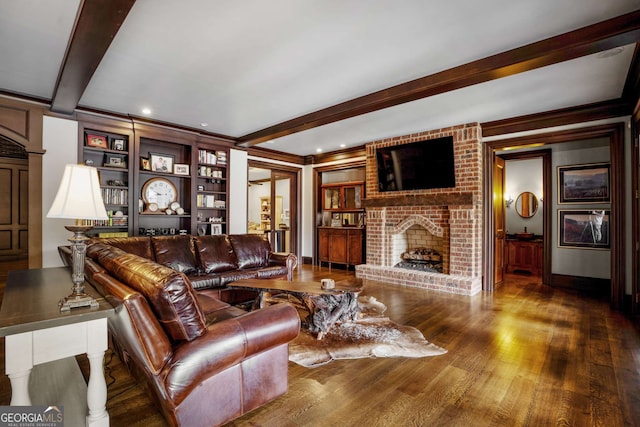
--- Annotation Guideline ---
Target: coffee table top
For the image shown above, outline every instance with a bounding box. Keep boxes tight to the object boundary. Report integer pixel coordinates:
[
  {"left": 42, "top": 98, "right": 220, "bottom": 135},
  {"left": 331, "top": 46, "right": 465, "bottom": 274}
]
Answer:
[{"left": 231, "top": 277, "right": 363, "bottom": 295}]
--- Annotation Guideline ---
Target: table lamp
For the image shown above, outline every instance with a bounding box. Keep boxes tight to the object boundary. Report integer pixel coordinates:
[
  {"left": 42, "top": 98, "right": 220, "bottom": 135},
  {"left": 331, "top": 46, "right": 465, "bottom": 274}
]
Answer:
[{"left": 47, "top": 164, "right": 108, "bottom": 311}]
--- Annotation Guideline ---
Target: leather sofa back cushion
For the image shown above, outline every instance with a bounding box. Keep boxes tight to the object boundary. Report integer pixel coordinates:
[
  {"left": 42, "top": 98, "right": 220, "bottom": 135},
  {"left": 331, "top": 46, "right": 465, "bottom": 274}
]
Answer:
[
  {"left": 96, "top": 248, "right": 206, "bottom": 342},
  {"left": 152, "top": 235, "right": 198, "bottom": 274},
  {"left": 193, "top": 235, "right": 238, "bottom": 273},
  {"left": 228, "top": 234, "right": 271, "bottom": 269},
  {"left": 90, "top": 236, "right": 154, "bottom": 260}
]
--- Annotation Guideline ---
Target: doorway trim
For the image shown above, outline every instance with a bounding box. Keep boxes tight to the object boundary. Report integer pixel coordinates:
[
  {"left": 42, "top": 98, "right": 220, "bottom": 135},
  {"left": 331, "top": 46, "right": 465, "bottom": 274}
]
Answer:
[
  {"left": 483, "top": 123, "right": 625, "bottom": 309},
  {"left": 497, "top": 149, "right": 552, "bottom": 286},
  {"left": 247, "top": 160, "right": 300, "bottom": 257}
]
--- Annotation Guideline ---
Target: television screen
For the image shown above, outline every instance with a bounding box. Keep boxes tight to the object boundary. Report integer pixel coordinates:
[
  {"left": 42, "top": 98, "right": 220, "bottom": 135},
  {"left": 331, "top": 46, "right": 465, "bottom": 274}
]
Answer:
[{"left": 376, "top": 136, "right": 456, "bottom": 192}]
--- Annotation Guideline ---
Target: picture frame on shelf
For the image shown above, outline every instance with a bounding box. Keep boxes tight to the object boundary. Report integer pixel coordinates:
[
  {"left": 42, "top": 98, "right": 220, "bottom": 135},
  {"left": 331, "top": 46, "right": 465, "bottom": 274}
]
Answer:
[
  {"left": 140, "top": 157, "right": 151, "bottom": 171},
  {"left": 558, "top": 209, "right": 610, "bottom": 249},
  {"left": 558, "top": 163, "right": 610, "bottom": 204},
  {"left": 174, "top": 163, "right": 190, "bottom": 175},
  {"left": 86, "top": 133, "right": 108, "bottom": 148},
  {"left": 149, "top": 152, "right": 175, "bottom": 173},
  {"left": 211, "top": 224, "right": 222, "bottom": 235},
  {"left": 110, "top": 137, "right": 127, "bottom": 151},
  {"left": 104, "top": 153, "right": 127, "bottom": 168}
]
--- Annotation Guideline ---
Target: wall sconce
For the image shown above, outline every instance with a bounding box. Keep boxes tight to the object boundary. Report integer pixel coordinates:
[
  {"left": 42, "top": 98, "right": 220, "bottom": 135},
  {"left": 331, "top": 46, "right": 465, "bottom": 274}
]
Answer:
[{"left": 505, "top": 194, "right": 514, "bottom": 208}]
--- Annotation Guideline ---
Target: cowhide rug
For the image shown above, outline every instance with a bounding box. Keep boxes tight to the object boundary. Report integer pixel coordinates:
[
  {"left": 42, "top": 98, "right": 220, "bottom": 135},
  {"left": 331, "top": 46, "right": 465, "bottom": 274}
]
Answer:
[{"left": 288, "top": 296, "right": 447, "bottom": 368}]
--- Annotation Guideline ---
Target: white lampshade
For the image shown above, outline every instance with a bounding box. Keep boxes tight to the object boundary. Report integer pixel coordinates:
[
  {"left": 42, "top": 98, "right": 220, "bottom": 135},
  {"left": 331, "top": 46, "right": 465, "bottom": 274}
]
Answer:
[{"left": 47, "top": 164, "right": 109, "bottom": 220}]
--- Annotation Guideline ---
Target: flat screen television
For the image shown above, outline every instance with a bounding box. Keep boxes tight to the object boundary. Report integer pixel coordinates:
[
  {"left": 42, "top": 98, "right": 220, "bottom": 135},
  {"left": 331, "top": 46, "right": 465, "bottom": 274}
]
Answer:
[{"left": 376, "top": 136, "right": 456, "bottom": 192}]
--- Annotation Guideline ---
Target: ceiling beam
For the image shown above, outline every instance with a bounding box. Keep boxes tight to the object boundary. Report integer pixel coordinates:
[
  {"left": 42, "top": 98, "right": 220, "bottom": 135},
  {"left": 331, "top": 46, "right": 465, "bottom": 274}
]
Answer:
[
  {"left": 50, "top": 0, "right": 136, "bottom": 114},
  {"left": 237, "top": 10, "right": 640, "bottom": 147}
]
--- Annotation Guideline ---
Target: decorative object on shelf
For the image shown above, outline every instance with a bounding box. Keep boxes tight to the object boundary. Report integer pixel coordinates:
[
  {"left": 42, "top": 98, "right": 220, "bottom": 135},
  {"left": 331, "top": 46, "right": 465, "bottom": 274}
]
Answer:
[
  {"left": 84, "top": 159, "right": 94, "bottom": 166},
  {"left": 197, "top": 184, "right": 205, "bottom": 191},
  {"left": 110, "top": 137, "right": 127, "bottom": 151},
  {"left": 149, "top": 152, "right": 175, "bottom": 173},
  {"left": 142, "top": 177, "right": 177, "bottom": 210},
  {"left": 140, "top": 157, "right": 151, "bottom": 170},
  {"left": 47, "top": 164, "right": 108, "bottom": 311},
  {"left": 558, "top": 163, "right": 610, "bottom": 204},
  {"left": 211, "top": 224, "right": 222, "bottom": 235},
  {"left": 558, "top": 209, "right": 610, "bottom": 249},
  {"left": 86, "top": 133, "right": 108, "bottom": 148},
  {"left": 174, "top": 163, "right": 190, "bottom": 175},
  {"left": 104, "top": 152, "right": 127, "bottom": 168}
]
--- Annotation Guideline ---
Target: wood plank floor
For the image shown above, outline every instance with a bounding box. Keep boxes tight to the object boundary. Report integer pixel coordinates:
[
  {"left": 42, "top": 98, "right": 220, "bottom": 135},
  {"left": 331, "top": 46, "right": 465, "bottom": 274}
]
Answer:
[{"left": 2, "top": 264, "right": 640, "bottom": 426}]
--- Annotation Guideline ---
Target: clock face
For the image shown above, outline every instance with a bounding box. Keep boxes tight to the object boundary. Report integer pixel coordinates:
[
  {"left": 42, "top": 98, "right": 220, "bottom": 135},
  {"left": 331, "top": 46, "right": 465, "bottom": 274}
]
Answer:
[{"left": 142, "top": 178, "right": 177, "bottom": 209}]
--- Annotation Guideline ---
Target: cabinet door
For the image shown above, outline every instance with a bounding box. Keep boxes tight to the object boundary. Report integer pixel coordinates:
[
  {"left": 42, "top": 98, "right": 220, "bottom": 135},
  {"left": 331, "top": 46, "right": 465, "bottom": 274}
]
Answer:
[
  {"left": 343, "top": 185, "right": 363, "bottom": 209},
  {"left": 328, "top": 229, "right": 347, "bottom": 263},
  {"left": 323, "top": 188, "right": 341, "bottom": 210},
  {"left": 347, "top": 229, "right": 363, "bottom": 265},
  {"left": 318, "top": 229, "right": 330, "bottom": 262}
]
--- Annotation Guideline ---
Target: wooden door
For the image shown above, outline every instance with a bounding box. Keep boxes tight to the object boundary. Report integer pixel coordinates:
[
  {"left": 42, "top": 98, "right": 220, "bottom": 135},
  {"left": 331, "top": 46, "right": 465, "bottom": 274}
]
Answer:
[
  {"left": 493, "top": 156, "right": 506, "bottom": 285},
  {"left": 318, "top": 228, "right": 329, "bottom": 263},
  {"left": 348, "top": 229, "right": 363, "bottom": 265},
  {"left": 329, "top": 229, "right": 347, "bottom": 263},
  {"left": 0, "top": 158, "right": 28, "bottom": 258}
]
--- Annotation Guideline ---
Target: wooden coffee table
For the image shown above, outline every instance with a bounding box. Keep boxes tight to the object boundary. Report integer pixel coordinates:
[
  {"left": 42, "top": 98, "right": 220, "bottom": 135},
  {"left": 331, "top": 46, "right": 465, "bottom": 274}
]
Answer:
[{"left": 231, "top": 278, "right": 363, "bottom": 339}]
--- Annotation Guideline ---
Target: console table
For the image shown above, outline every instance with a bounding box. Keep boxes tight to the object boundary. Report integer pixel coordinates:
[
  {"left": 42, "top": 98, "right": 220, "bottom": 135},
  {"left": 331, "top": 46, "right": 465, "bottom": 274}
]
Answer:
[{"left": 0, "top": 267, "right": 113, "bottom": 427}]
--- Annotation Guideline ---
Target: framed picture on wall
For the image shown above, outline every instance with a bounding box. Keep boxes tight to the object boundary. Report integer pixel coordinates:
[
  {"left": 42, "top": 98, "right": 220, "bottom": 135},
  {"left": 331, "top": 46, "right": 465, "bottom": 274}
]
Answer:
[
  {"left": 558, "top": 209, "right": 610, "bottom": 249},
  {"left": 557, "top": 163, "right": 610, "bottom": 204}
]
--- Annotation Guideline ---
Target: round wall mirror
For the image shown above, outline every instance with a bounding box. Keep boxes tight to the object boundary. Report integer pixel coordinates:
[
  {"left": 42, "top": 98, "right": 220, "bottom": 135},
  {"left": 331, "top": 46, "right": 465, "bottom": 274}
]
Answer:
[{"left": 515, "top": 192, "right": 538, "bottom": 218}]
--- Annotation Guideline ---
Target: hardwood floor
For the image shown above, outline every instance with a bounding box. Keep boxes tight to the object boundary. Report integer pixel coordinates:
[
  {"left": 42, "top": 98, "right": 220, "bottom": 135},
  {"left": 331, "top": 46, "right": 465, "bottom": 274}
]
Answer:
[{"left": 1, "top": 265, "right": 640, "bottom": 426}]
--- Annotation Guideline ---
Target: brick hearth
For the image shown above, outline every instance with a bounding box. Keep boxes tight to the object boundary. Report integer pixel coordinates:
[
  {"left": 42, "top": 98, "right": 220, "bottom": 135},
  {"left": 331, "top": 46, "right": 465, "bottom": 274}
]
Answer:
[{"left": 355, "top": 123, "right": 483, "bottom": 296}]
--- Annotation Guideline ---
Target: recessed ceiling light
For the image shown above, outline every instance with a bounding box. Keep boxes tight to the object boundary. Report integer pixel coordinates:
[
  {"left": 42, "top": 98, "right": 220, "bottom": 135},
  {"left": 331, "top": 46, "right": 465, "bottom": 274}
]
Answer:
[
  {"left": 141, "top": 107, "right": 152, "bottom": 115},
  {"left": 316, "top": 148, "right": 322, "bottom": 153},
  {"left": 340, "top": 144, "right": 346, "bottom": 148},
  {"left": 200, "top": 123, "right": 208, "bottom": 127},
  {"left": 597, "top": 47, "right": 624, "bottom": 59}
]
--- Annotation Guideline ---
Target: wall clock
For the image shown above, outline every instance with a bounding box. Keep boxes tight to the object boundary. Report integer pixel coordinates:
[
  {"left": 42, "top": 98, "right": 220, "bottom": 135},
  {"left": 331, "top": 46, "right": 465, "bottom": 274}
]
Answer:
[{"left": 142, "top": 177, "right": 178, "bottom": 210}]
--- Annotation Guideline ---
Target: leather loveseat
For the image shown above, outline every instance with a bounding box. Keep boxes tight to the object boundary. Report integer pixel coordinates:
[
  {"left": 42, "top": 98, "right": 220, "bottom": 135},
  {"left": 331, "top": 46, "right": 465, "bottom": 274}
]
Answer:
[{"left": 59, "top": 234, "right": 301, "bottom": 426}]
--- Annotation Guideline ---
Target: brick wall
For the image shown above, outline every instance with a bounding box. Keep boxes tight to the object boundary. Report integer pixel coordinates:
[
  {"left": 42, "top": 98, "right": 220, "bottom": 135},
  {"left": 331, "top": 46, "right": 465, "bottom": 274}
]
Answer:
[{"left": 356, "top": 123, "right": 483, "bottom": 295}]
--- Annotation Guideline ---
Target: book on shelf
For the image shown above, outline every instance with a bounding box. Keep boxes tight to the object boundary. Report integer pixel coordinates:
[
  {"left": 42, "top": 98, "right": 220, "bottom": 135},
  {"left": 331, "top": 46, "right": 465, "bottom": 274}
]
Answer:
[{"left": 98, "top": 231, "right": 129, "bottom": 238}]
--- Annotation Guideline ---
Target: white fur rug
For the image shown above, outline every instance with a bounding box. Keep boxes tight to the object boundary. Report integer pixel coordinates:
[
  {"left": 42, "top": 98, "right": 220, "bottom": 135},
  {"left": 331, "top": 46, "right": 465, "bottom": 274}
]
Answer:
[{"left": 288, "top": 296, "right": 447, "bottom": 368}]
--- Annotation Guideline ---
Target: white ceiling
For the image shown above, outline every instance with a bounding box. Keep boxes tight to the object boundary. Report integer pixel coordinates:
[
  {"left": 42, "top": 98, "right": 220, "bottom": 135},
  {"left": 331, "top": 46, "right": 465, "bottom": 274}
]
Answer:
[{"left": 0, "top": 0, "right": 638, "bottom": 156}]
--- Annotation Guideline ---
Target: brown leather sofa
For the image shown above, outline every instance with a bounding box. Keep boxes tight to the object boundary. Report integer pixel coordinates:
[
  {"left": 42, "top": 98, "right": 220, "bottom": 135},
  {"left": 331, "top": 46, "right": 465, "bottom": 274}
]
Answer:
[{"left": 59, "top": 234, "right": 301, "bottom": 426}]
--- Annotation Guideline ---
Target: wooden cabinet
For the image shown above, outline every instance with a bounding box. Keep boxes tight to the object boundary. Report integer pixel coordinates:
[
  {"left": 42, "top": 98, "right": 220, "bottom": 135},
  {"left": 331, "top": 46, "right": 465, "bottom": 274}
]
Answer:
[
  {"left": 318, "top": 227, "right": 364, "bottom": 269},
  {"left": 195, "top": 147, "right": 227, "bottom": 235},
  {"left": 505, "top": 239, "right": 542, "bottom": 275},
  {"left": 79, "top": 125, "right": 133, "bottom": 237},
  {"left": 78, "top": 115, "right": 230, "bottom": 237},
  {"left": 322, "top": 182, "right": 363, "bottom": 211}
]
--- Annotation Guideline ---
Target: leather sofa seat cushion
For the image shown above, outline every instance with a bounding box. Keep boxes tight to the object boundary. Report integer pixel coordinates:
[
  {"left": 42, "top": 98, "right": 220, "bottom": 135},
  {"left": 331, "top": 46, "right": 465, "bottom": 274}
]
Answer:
[
  {"left": 95, "top": 246, "right": 206, "bottom": 342},
  {"left": 152, "top": 235, "right": 198, "bottom": 274},
  {"left": 90, "top": 236, "right": 154, "bottom": 260},
  {"left": 193, "top": 235, "right": 239, "bottom": 273},
  {"left": 228, "top": 234, "right": 271, "bottom": 270}
]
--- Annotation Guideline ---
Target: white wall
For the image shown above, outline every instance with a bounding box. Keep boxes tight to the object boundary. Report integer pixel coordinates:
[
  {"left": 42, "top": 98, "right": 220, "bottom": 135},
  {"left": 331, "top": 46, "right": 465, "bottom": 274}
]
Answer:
[
  {"left": 505, "top": 158, "right": 543, "bottom": 235},
  {"left": 228, "top": 148, "right": 247, "bottom": 234},
  {"left": 551, "top": 139, "right": 610, "bottom": 279},
  {"left": 42, "top": 116, "right": 78, "bottom": 267}
]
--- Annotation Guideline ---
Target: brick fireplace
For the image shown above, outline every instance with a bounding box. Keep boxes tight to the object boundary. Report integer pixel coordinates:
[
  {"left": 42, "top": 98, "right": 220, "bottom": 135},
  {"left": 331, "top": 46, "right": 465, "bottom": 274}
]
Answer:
[{"left": 355, "top": 123, "right": 483, "bottom": 296}]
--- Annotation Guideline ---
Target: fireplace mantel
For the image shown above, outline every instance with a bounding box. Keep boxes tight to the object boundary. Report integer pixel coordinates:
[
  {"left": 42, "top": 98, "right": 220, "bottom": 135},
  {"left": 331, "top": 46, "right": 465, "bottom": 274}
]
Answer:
[{"left": 362, "top": 192, "right": 473, "bottom": 208}]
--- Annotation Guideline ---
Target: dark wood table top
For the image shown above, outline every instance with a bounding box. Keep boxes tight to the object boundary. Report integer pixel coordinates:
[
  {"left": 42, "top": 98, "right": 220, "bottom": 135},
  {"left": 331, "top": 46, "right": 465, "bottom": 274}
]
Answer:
[
  {"left": 231, "top": 277, "right": 363, "bottom": 295},
  {"left": 0, "top": 267, "right": 114, "bottom": 337}
]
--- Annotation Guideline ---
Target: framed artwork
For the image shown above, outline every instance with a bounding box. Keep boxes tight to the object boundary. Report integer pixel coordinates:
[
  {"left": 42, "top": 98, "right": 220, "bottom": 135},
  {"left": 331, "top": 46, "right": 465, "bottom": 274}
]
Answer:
[
  {"left": 140, "top": 157, "right": 151, "bottom": 170},
  {"left": 211, "top": 224, "right": 222, "bottom": 235},
  {"left": 149, "top": 152, "right": 175, "bottom": 173},
  {"left": 174, "top": 163, "right": 190, "bottom": 175},
  {"left": 104, "top": 153, "right": 127, "bottom": 168},
  {"left": 558, "top": 163, "right": 610, "bottom": 204},
  {"left": 110, "top": 137, "right": 127, "bottom": 151},
  {"left": 86, "top": 133, "right": 108, "bottom": 148},
  {"left": 558, "top": 209, "right": 610, "bottom": 249}
]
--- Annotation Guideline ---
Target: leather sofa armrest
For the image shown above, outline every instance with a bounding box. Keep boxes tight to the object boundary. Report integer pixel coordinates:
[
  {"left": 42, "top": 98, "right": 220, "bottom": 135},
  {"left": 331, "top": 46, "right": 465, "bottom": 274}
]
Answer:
[
  {"left": 58, "top": 245, "right": 72, "bottom": 266},
  {"left": 269, "top": 252, "right": 298, "bottom": 281},
  {"left": 165, "top": 303, "right": 300, "bottom": 405}
]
